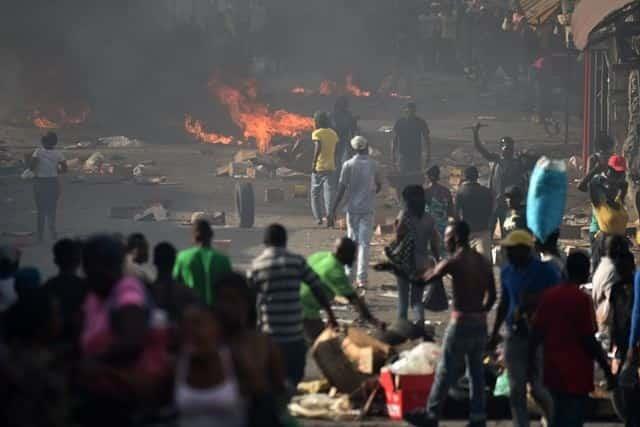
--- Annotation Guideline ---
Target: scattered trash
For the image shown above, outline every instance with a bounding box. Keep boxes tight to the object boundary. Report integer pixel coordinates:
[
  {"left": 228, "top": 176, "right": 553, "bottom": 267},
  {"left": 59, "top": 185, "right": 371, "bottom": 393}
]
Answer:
[
  {"left": 377, "top": 125, "right": 394, "bottom": 133},
  {"left": 133, "top": 164, "right": 146, "bottom": 177},
  {"left": 289, "top": 394, "right": 357, "bottom": 421},
  {"left": 389, "top": 342, "right": 441, "bottom": 375},
  {"left": 134, "top": 204, "right": 168, "bottom": 222},
  {"left": 298, "top": 379, "right": 330, "bottom": 395},
  {"left": 275, "top": 167, "right": 305, "bottom": 178},
  {"left": 189, "top": 211, "right": 226, "bottom": 226},
  {"left": 84, "top": 152, "right": 105, "bottom": 170},
  {"left": 98, "top": 136, "right": 144, "bottom": 148},
  {"left": 20, "top": 169, "right": 34, "bottom": 180}
]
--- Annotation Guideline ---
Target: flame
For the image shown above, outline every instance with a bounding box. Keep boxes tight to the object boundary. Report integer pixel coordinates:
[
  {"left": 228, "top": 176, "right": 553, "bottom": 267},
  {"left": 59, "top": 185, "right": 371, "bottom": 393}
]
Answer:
[
  {"left": 319, "top": 80, "right": 336, "bottom": 96},
  {"left": 185, "top": 78, "right": 313, "bottom": 152},
  {"left": 184, "top": 115, "right": 234, "bottom": 145},
  {"left": 345, "top": 74, "right": 371, "bottom": 97},
  {"left": 31, "top": 108, "right": 89, "bottom": 129},
  {"left": 212, "top": 80, "right": 313, "bottom": 152}
]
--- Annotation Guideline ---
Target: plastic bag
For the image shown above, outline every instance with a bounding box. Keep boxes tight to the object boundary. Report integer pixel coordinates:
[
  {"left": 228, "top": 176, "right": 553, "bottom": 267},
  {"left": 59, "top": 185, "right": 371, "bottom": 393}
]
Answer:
[
  {"left": 493, "top": 370, "right": 510, "bottom": 397},
  {"left": 526, "top": 157, "right": 567, "bottom": 242},
  {"left": 389, "top": 342, "right": 441, "bottom": 375}
]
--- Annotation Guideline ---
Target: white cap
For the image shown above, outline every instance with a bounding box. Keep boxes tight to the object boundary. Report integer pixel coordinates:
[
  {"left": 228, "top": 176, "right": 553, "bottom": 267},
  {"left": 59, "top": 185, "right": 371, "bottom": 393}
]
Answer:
[{"left": 351, "top": 135, "right": 368, "bottom": 151}]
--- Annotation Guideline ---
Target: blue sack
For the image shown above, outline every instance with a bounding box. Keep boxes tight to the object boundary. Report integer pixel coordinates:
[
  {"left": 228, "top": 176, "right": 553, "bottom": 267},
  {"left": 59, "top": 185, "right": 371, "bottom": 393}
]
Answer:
[{"left": 526, "top": 157, "right": 567, "bottom": 243}]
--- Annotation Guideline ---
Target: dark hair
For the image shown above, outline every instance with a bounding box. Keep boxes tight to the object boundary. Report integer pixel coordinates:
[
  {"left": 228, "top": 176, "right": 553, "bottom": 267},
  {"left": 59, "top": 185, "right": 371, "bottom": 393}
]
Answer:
[
  {"left": 53, "top": 238, "right": 82, "bottom": 271},
  {"left": 82, "top": 234, "right": 125, "bottom": 277},
  {"left": 464, "top": 166, "right": 479, "bottom": 181},
  {"left": 335, "top": 237, "right": 357, "bottom": 265},
  {"left": 500, "top": 136, "right": 515, "bottom": 147},
  {"left": 154, "top": 242, "right": 176, "bottom": 272},
  {"left": 452, "top": 220, "right": 470, "bottom": 244},
  {"left": 402, "top": 185, "right": 426, "bottom": 219},
  {"left": 193, "top": 219, "right": 214, "bottom": 244},
  {"left": 264, "top": 223, "right": 287, "bottom": 247},
  {"left": 536, "top": 230, "right": 560, "bottom": 255},
  {"left": 505, "top": 185, "right": 523, "bottom": 199},
  {"left": 126, "top": 233, "right": 147, "bottom": 252},
  {"left": 426, "top": 165, "right": 440, "bottom": 180},
  {"left": 5, "top": 287, "right": 54, "bottom": 343},
  {"left": 41, "top": 131, "right": 58, "bottom": 148},
  {"left": 566, "top": 251, "right": 590, "bottom": 284},
  {"left": 0, "top": 244, "right": 20, "bottom": 279},
  {"left": 313, "top": 111, "right": 331, "bottom": 129}
]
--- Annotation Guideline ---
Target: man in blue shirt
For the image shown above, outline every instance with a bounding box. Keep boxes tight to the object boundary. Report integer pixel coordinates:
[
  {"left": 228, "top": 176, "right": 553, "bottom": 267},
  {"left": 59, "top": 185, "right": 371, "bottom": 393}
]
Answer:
[{"left": 489, "top": 230, "right": 560, "bottom": 427}]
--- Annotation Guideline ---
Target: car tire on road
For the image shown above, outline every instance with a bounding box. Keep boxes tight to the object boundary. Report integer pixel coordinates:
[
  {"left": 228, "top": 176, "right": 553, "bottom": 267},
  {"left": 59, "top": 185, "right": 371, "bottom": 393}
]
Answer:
[{"left": 235, "top": 181, "right": 255, "bottom": 228}]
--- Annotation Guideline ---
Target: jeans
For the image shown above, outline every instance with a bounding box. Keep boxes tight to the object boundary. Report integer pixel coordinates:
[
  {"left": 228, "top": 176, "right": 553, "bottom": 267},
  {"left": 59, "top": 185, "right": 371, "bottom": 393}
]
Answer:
[
  {"left": 34, "top": 177, "right": 59, "bottom": 241},
  {"left": 504, "top": 333, "right": 553, "bottom": 427},
  {"left": 346, "top": 212, "right": 374, "bottom": 284},
  {"left": 275, "top": 339, "right": 307, "bottom": 390},
  {"left": 489, "top": 198, "right": 507, "bottom": 238},
  {"left": 426, "top": 319, "right": 487, "bottom": 424},
  {"left": 310, "top": 172, "right": 336, "bottom": 222},
  {"left": 550, "top": 391, "right": 586, "bottom": 427},
  {"left": 397, "top": 276, "right": 424, "bottom": 323}
]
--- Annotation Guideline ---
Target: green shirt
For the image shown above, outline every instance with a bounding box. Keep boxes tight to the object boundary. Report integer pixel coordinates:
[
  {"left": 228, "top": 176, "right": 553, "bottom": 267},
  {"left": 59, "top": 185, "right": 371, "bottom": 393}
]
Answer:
[
  {"left": 172, "top": 246, "right": 232, "bottom": 306},
  {"left": 300, "top": 251, "right": 355, "bottom": 319}
]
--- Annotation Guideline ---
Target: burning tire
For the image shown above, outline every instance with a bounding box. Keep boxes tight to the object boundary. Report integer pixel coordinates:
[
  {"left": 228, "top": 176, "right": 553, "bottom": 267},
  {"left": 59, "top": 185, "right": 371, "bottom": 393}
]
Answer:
[{"left": 235, "top": 182, "right": 255, "bottom": 228}]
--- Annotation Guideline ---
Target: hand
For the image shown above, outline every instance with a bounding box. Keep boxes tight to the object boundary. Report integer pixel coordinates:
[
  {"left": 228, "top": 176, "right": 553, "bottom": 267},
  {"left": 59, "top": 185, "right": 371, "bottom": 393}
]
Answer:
[{"left": 472, "top": 122, "right": 484, "bottom": 135}]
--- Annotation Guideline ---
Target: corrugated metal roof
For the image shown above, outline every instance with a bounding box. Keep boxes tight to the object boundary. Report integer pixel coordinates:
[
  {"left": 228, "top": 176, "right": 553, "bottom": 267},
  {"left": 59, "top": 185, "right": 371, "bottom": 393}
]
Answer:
[
  {"left": 517, "top": 0, "right": 561, "bottom": 25},
  {"left": 572, "top": 0, "right": 636, "bottom": 50}
]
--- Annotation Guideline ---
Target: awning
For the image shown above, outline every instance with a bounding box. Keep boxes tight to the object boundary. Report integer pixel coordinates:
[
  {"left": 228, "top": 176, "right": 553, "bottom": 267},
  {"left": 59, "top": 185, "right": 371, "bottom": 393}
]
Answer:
[
  {"left": 571, "top": 0, "right": 636, "bottom": 50},
  {"left": 517, "top": 0, "right": 561, "bottom": 26}
]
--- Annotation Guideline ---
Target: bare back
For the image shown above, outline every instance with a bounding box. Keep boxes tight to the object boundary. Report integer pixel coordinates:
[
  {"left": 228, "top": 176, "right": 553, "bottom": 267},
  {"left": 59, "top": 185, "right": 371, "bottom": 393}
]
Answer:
[{"left": 446, "top": 248, "right": 495, "bottom": 313}]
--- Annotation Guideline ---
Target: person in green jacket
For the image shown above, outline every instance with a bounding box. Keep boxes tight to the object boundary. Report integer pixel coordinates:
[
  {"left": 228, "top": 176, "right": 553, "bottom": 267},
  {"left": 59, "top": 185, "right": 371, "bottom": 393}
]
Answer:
[
  {"left": 173, "top": 219, "right": 231, "bottom": 306},
  {"left": 300, "top": 237, "right": 384, "bottom": 342}
]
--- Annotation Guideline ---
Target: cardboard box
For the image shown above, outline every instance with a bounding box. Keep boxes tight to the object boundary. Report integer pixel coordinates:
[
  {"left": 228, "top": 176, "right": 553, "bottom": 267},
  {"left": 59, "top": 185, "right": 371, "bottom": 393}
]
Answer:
[
  {"left": 311, "top": 329, "right": 369, "bottom": 394},
  {"left": 379, "top": 369, "right": 434, "bottom": 420}
]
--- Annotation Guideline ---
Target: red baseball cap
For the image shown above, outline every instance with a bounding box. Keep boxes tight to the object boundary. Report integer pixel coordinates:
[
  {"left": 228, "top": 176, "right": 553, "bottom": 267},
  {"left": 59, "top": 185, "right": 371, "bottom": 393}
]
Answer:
[{"left": 608, "top": 155, "right": 626, "bottom": 172}]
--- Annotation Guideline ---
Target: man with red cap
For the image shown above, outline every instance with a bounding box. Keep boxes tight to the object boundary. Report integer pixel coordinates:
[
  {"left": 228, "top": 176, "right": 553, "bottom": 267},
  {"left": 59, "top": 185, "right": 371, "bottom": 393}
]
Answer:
[{"left": 578, "top": 148, "right": 628, "bottom": 271}]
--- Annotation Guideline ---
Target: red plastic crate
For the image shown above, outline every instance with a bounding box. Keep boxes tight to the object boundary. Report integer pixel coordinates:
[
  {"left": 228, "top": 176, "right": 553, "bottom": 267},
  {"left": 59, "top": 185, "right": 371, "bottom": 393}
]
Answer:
[{"left": 379, "top": 369, "right": 434, "bottom": 420}]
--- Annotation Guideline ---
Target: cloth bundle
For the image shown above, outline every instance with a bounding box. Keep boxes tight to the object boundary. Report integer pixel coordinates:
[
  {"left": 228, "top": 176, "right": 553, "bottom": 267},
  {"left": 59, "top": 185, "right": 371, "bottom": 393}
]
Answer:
[{"left": 526, "top": 157, "right": 567, "bottom": 243}]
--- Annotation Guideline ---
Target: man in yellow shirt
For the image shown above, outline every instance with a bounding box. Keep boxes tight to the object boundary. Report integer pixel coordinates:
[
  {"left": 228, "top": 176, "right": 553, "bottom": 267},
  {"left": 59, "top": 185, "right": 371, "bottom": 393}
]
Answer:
[{"left": 311, "top": 111, "right": 339, "bottom": 226}]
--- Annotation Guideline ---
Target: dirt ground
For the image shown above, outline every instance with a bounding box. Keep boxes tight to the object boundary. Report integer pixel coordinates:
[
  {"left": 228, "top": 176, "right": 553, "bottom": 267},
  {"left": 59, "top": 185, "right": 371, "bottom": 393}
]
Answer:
[{"left": 0, "top": 72, "right": 618, "bottom": 424}]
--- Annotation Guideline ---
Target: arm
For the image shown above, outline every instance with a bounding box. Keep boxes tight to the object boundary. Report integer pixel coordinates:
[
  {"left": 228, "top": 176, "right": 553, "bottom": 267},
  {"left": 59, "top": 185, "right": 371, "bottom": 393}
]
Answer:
[
  {"left": 483, "top": 267, "right": 497, "bottom": 312},
  {"left": 29, "top": 150, "right": 39, "bottom": 171},
  {"left": 446, "top": 190, "right": 455, "bottom": 219},
  {"left": 583, "top": 335, "right": 614, "bottom": 384},
  {"left": 489, "top": 290, "right": 509, "bottom": 348},
  {"left": 422, "top": 258, "right": 452, "bottom": 284},
  {"left": 430, "top": 227, "right": 441, "bottom": 261},
  {"left": 577, "top": 155, "right": 602, "bottom": 192},
  {"left": 472, "top": 126, "right": 499, "bottom": 163},
  {"left": 301, "top": 264, "right": 339, "bottom": 328},
  {"left": 330, "top": 183, "right": 347, "bottom": 220},
  {"left": 58, "top": 160, "right": 68, "bottom": 174},
  {"left": 312, "top": 139, "right": 321, "bottom": 173},
  {"left": 589, "top": 178, "right": 608, "bottom": 206},
  {"left": 346, "top": 294, "right": 383, "bottom": 328}
]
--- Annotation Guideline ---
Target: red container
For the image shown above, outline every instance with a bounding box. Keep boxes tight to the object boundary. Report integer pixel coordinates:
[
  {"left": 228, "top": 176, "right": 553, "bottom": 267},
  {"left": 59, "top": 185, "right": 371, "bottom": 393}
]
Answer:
[{"left": 379, "top": 369, "right": 434, "bottom": 420}]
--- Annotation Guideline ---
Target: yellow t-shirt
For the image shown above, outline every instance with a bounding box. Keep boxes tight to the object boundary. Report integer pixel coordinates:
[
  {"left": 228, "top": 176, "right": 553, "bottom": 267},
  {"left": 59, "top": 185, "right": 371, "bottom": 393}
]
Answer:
[{"left": 312, "top": 128, "right": 339, "bottom": 172}]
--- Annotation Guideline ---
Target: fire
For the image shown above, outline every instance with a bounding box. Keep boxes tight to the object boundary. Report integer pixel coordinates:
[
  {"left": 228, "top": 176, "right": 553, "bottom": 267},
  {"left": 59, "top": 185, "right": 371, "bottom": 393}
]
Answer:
[
  {"left": 345, "top": 74, "right": 371, "bottom": 97},
  {"left": 184, "top": 115, "right": 234, "bottom": 145},
  {"left": 32, "top": 108, "right": 89, "bottom": 129},
  {"left": 319, "top": 80, "right": 336, "bottom": 96},
  {"left": 212, "top": 80, "right": 313, "bottom": 152},
  {"left": 185, "top": 78, "right": 314, "bottom": 152}
]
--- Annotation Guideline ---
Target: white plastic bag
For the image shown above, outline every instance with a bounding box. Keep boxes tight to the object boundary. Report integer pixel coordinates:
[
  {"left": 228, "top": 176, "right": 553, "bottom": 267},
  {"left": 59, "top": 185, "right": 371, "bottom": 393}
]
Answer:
[{"left": 389, "top": 342, "right": 441, "bottom": 375}]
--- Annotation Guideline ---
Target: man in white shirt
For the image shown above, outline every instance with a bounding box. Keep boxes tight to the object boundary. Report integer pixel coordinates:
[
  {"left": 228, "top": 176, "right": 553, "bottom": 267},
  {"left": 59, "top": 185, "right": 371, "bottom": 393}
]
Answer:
[{"left": 329, "top": 136, "right": 382, "bottom": 290}]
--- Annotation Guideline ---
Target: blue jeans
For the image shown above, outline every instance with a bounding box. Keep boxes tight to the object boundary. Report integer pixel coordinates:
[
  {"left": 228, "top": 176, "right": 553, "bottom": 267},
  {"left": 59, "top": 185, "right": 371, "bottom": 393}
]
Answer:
[
  {"left": 550, "top": 391, "right": 586, "bottom": 427},
  {"left": 397, "top": 276, "right": 424, "bottom": 323},
  {"left": 310, "top": 172, "right": 336, "bottom": 222},
  {"left": 425, "top": 319, "right": 487, "bottom": 424},
  {"left": 346, "top": 212, "right": 374, "bottom": 284},
  {"left": 504, "top": 333, "right": 553, "bottom": 427}
]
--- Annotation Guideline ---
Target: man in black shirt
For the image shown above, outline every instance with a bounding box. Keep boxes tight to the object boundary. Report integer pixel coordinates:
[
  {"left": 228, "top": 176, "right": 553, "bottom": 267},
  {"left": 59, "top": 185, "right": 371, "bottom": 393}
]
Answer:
[
  {"left": 392, "top": 102, "right": 431, "bottom": 174},
  {"left": 43, "top": 238, "right": 86, "bottom": 349},
  {"left": 332, "top": 96, "right": 359, "bottom": 177},
  {"left": 455, "top": 166, "right": 494, "bottom": 259},
  {"left": 472, "top": 123, "right": 526, "bottom": 236}
]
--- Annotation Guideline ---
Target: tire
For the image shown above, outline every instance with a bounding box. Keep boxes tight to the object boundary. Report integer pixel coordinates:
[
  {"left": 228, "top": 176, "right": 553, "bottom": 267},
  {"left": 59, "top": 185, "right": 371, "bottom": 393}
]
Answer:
[{"left": 235, "top": 182, "right": 255, "bottom": 228}]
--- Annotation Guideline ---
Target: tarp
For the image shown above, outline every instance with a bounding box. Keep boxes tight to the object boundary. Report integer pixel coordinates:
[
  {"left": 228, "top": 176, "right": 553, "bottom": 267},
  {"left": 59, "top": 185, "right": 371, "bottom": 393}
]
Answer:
[
  {"left": 572, "top": 0, "right": 636, "bottom": 50},
  {"left": 518, "top": 0, "right": 561, "bottom": 26}
]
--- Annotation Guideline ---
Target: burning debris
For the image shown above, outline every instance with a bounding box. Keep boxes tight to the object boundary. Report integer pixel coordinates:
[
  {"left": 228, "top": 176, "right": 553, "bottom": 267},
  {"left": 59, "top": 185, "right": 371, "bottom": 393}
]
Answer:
[
  {"left": 345, "top": 73, "right": 371, "bottom": 97},
  {"left": 31, "top": 108, "right": 90, "bottom": 129},
  {"left": 185, "top": 78, "right": 313, "bottom": 152},
  {"left": 291, "top": 74, "right": 410, "bottom": 99}
]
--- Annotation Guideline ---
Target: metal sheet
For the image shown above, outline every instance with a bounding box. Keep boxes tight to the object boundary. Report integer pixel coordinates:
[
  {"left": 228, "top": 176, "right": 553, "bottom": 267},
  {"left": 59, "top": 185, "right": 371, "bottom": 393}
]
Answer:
[
  {"left": 517, "top": 0, "right": 561, "bottom": 25},
  {"left": 571, "top": 0, "right": 636, "bottom": 50}
]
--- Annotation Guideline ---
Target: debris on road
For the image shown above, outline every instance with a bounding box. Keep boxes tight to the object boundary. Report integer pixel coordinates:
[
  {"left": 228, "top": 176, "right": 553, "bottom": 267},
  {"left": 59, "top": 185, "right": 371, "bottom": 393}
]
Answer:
[
  {"left": 190, "top": 211, "right": 226, "bottom": 226},
  {"left": 98, "top": 136, "right": 144, "bottom": 148},
  {"left": 134, "top": 204, "right": 168, "bottom": 222}
]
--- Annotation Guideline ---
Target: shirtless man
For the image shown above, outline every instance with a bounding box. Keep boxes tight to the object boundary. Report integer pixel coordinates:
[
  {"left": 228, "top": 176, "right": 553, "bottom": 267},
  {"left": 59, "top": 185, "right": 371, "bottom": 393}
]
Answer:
[{"left": 405, "top": 220, "right": 496, "bottom": 427}]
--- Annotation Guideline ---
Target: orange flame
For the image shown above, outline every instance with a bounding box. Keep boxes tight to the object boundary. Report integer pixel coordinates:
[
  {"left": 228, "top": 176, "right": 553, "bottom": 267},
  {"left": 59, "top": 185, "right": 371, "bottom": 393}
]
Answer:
[
  {"left": 210, "top": 79, "right": 313, "bottom": 152},
  {"left": 319, "top": 80, "right": 336, "bottom": 96},
  {"left": 32, "top": 108, "right": 89, "bottom": 129},
  {"left": 345, "top": 74, "right": 371, "bottom": 97},
  {"left": 184, "top": 115, "right": 234, "bottom": 145}
]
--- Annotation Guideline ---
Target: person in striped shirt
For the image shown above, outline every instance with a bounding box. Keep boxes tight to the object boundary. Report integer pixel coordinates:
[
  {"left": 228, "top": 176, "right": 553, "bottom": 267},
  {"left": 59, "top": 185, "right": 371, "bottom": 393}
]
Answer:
[{"left": 247, "top": 224, "right": 338, "bottom": 389}]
